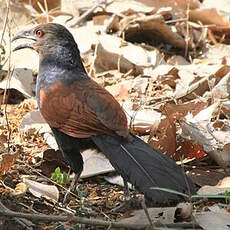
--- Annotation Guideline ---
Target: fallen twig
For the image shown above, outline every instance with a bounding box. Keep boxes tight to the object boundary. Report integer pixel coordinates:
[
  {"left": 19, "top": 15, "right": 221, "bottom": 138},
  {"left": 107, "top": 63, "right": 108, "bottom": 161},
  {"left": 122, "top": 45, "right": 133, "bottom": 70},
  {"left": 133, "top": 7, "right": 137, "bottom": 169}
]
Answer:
[
  {"left": 1, "top": 0, "right": 11, "bottom": 153},
  {"left": 0, "top": 0, "right": 10, "bottom": 45},
  {"left": 0, "top": 206, "right": 202, "bottom": 229},
  {"left": 68, "top": 0, "right": 114, "bottom": 27},
  {"left": 0, "top": 201, "right": 34, "bottom": 230},
  {"left": 185, "top": 0, "right": 191, "bottom": 57},
  {"left": 0, "top": 208, "right": 148, "bottom": 229}
]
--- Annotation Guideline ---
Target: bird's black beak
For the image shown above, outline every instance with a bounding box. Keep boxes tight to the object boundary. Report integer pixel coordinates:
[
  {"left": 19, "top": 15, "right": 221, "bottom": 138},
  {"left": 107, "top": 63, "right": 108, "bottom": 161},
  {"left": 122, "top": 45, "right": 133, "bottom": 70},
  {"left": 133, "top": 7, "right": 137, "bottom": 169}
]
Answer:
[{"left": 12, "top": 30, "right": 37, "bottom": 52}]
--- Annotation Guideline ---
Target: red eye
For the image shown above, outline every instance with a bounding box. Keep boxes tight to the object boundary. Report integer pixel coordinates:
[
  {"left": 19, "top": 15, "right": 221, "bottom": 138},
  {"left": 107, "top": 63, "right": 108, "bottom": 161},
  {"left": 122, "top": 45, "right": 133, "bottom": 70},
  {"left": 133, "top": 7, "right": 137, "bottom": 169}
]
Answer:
[{"left": 36, "top": 30, "right": 43, "bottom": 38}]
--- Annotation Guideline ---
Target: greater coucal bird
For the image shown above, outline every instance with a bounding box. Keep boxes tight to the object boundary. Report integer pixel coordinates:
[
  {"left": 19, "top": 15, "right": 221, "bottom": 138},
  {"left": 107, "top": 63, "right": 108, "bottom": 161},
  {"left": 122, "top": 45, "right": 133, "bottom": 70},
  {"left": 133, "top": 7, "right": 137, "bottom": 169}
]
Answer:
[{"left": 12, "top": 23, "right": 196, "bottom": 204}]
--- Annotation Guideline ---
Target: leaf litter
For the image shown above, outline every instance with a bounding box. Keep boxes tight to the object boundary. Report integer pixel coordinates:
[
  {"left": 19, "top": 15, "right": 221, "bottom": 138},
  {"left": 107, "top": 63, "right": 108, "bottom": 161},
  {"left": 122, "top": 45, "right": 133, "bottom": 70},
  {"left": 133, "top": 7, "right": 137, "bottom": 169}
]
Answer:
[{"left": 1, "top": 0, "right": 230, "bottom": 229}]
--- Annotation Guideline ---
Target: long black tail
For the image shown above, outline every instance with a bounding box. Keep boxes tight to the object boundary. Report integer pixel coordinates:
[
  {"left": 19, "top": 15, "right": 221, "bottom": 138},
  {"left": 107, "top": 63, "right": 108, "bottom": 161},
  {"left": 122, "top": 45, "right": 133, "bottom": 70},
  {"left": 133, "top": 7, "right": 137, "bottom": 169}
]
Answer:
[{"left": 92, "top": 134, "right": 196, "bottom": 204}]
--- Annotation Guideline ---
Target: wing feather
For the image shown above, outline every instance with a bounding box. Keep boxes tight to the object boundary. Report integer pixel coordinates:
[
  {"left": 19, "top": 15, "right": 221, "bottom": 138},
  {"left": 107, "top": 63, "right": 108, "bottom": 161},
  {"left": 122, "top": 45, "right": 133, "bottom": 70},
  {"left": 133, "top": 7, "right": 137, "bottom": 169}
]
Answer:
[{"left": 39, "top": 79, "right": 128, "bottom": 138}]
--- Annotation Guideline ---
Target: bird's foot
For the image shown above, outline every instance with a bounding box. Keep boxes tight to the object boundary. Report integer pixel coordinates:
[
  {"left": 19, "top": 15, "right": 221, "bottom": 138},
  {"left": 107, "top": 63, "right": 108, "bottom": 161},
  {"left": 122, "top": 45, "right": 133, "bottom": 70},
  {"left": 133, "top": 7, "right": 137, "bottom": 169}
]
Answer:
[
  {"left": 63, "top": 173, "right": 80, "bottom": 204},
  {"left": 63, "top": 187, "right": 72, "bottom": 204}
]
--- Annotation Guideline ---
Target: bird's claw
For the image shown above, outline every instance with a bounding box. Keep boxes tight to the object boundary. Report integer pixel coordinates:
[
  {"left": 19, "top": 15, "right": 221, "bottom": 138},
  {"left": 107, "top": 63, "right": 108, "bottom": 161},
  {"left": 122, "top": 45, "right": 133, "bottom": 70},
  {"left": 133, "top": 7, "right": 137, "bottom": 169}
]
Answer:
[
  {"left": 62, "top": 173, "right": 80, "bottom": 204},
  {"left": 63, "top": 188, "right": 71, "bottom": 204}
]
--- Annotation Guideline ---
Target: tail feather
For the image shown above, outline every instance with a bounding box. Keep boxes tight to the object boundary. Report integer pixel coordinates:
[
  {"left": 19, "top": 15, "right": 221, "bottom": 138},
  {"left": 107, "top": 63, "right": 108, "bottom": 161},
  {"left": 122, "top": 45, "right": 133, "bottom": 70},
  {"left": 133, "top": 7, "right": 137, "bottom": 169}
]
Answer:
[{"left": 92, "top": 134, "right": 196, "bottom": 204}]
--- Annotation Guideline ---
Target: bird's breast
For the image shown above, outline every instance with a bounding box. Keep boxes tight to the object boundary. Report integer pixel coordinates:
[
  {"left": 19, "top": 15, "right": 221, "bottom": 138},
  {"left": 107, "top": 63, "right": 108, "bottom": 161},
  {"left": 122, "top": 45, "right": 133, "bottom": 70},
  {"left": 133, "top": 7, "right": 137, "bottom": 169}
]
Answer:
[{"left": 38, "top": 82, "right": 75, "bottom": 128}]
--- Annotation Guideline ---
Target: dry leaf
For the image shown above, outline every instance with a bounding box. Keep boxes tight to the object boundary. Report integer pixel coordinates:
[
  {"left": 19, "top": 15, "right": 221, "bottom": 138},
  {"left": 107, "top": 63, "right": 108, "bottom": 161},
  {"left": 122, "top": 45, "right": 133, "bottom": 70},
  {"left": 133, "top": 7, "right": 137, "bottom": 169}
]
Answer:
[
  {"left": 118, "top": 206, "right": 177, "bottom": 226},
  {"left": 194, "top": 205, "right": 230, "bottom": 230},
  {"left": 181, "top": 103, "right": 230, "bottom": 168},
  {"left": 105, "top": 80, "right": 132, "bottom": 100},
  {"left": 211, "top": 71, "right": 230, "bottom": 99},
  {"left": 149, "top": 116, "right": 177, "bottom": 156},
  {"left": 43, "top": 132, "right": 58, "bottom": 150},
  {"left": 69, "top": 24, "right": 99, "bottom": 54},
  {"left": 106, "top": 0, "right": 156, "bottom": 14},
  {"left": 204, "top": 44, "right": 230, "bottom": 65},
  {"left": 18, "top": 0, "right": 61, "bottom": 13},
  {"left": 0, "top": 147, "right": 20, "bottom": 175},
  {"left": 93, "top": 14, "right": 110, "bottom": 25},
  {"left": 106, "top": 0, "right": 200, "bottom": 14},
  {"left": 121, "top": 15, "right": 186, "bottom": 49},
  {"left": 131, "top": 76, "right": 149, "bottom": 94},
  {"left": 176, "top": 139, "right": 206, "bottom": 161},
  {"left": 203, "top": 0, "right": 230, "bottom": 13},
  {"left": 10, "top": 182, "right": 27, "bottom": 197},
  {"left": 81, "top": 149, "right": 114, "bottom": 178},
  {"left": 198, "top": 177, "right": 230, "bottom": 195},
  {"left": 125, "top": 108, "right": 162, "bottom": 135},
  {"left": 0, "top": 134, "right": 7, "bottom": 146},
  {"left": 167, "top": 55, "right": 190, "bottom": 65},
  {"left": 94, "top": 34, "right": 163, "bottom": 74},
  {"left": 0, "top": 68, "right": 34, "bottom": 98},
  {"left": 104, "top": 175, "right": 132, "bottom": 189},
  {"left": 149, "top": 101, "right": 207, "bottom": 158},
  {"left": 188, "top": 168, "right": 227, "bottom": 186},
  {"left": 23, "top": 178, "right": 59, "bottom": 202},
  {"left": 164, "top": 101, "right": 208, "bottom": 120},
  {"left": 190, "top": 8, "right": 230, "bottom": 26},
  {"left": 40, "top": 149, "right": 68, "bottom": 176},
  {"left": 19, "top": 110, "right": 50, "bottom": 134}
]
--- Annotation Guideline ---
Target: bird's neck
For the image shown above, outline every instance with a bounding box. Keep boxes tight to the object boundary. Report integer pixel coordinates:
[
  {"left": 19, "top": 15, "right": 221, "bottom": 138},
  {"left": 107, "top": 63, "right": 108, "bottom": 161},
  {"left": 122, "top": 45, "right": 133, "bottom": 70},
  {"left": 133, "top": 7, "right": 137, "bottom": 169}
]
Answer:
[
  {"left": 39, "top": 45, "right": 86, "bottom": 73},
  {"left": 36, "top": 45, "right": 89, "bottom": 104}
]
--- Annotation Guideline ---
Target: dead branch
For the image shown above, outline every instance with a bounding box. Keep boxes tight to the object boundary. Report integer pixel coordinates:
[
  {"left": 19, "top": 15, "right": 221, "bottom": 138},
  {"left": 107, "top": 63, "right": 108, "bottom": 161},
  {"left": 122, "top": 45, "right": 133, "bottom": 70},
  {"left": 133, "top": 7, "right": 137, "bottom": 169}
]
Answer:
[
  {"left": 0, "top": 200, "right": 34, "bottom": 230},
  {"left": 1, "top": 0, "right": 11, "bottom": 153},
  {"left": 0, "top": 208, "right": 148, "bottom": 229},
  {"left": 185, "top": 0, "right": 191, "bottom": 57},
  {"left": 0, "top": 200, "right": 201, "bottom": 229},
  {"left": 68, "top": 0, "right": 114, "bottom": 28},
  {"left": 0, "top": 0, "right": 10, "bottom": 45}
]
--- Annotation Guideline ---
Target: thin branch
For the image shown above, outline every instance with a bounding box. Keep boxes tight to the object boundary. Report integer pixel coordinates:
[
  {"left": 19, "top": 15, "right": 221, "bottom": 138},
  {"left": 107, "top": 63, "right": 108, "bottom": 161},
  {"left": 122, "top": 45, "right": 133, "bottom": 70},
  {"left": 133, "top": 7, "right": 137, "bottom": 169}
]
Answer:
[
  {"left": 0, "top": 0, "right": 10, "bottom": 45},
  {"left": 68, "top": 0, "right": 114, "bottom": 27},
  {"left": 0, "top": 201, "right": 34, "bottom": 230},
  {"left": 0, "top": 208, "right": 147, "bottom": 229},
  {"left": 1, "top": 0, "right": 11, "bottom": 153},
  {"left": 185, "top": 0, "right": 191, "bottom": 57},
  {"left": 0, "top": 205, "right": 201, "bottom": 229}
]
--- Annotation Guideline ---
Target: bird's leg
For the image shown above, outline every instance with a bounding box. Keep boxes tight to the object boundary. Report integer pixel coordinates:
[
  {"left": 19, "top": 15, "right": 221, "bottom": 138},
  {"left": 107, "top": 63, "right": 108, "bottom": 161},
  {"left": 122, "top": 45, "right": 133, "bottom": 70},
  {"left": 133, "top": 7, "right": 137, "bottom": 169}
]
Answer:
[
  {"left": 123, "top": 178, "right": 130, "bottom": 201},
  {"left": 51, "top": 129, "right": 84, "bottom": 204},
  {"left": 111, "top": 177, "right": 134, "bottom": 212},
  {"left": 141, "top": 197, "right": 154, "bottom": 229},
  {"left": 63, "top": 172, "right": 81, "bottom": 204}
]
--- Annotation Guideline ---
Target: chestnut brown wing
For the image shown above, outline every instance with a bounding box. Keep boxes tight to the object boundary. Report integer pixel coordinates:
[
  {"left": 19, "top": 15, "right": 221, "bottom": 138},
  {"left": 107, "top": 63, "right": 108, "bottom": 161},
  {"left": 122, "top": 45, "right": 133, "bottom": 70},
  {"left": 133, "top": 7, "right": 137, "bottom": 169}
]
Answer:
[{"left": 39, "top": 79, "right": 128, "bottom": 138}]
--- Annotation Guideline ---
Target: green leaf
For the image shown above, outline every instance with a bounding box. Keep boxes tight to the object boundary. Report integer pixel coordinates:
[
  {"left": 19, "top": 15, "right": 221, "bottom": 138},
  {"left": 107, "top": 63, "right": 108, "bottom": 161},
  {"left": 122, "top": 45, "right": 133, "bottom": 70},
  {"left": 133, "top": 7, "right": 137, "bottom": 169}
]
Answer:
[
  {"left": 55, "top": 167, "right": 61, "bottom": 174},
  {"left": 63, "top": 172, "right": 68, "bottom": 184},
  {"left": 51, "top": 172, "right": 57, "bottom": 181},
  {"left": 57, "top": 173, "right": 63, "bottom": 184},
  {"left": 51, "top": 167, "right": 69, "bottom": 185}
]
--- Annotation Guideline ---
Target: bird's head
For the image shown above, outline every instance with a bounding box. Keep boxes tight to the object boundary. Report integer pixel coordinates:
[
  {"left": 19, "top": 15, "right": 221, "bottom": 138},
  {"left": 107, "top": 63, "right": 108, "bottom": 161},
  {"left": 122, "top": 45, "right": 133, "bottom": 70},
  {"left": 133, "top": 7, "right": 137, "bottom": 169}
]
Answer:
[
  {"left": 12, "top": 23, "right": 78, "bottom": 56},
  {"left": 12, "top": 23, "right": 85, "bottom": 71}
]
